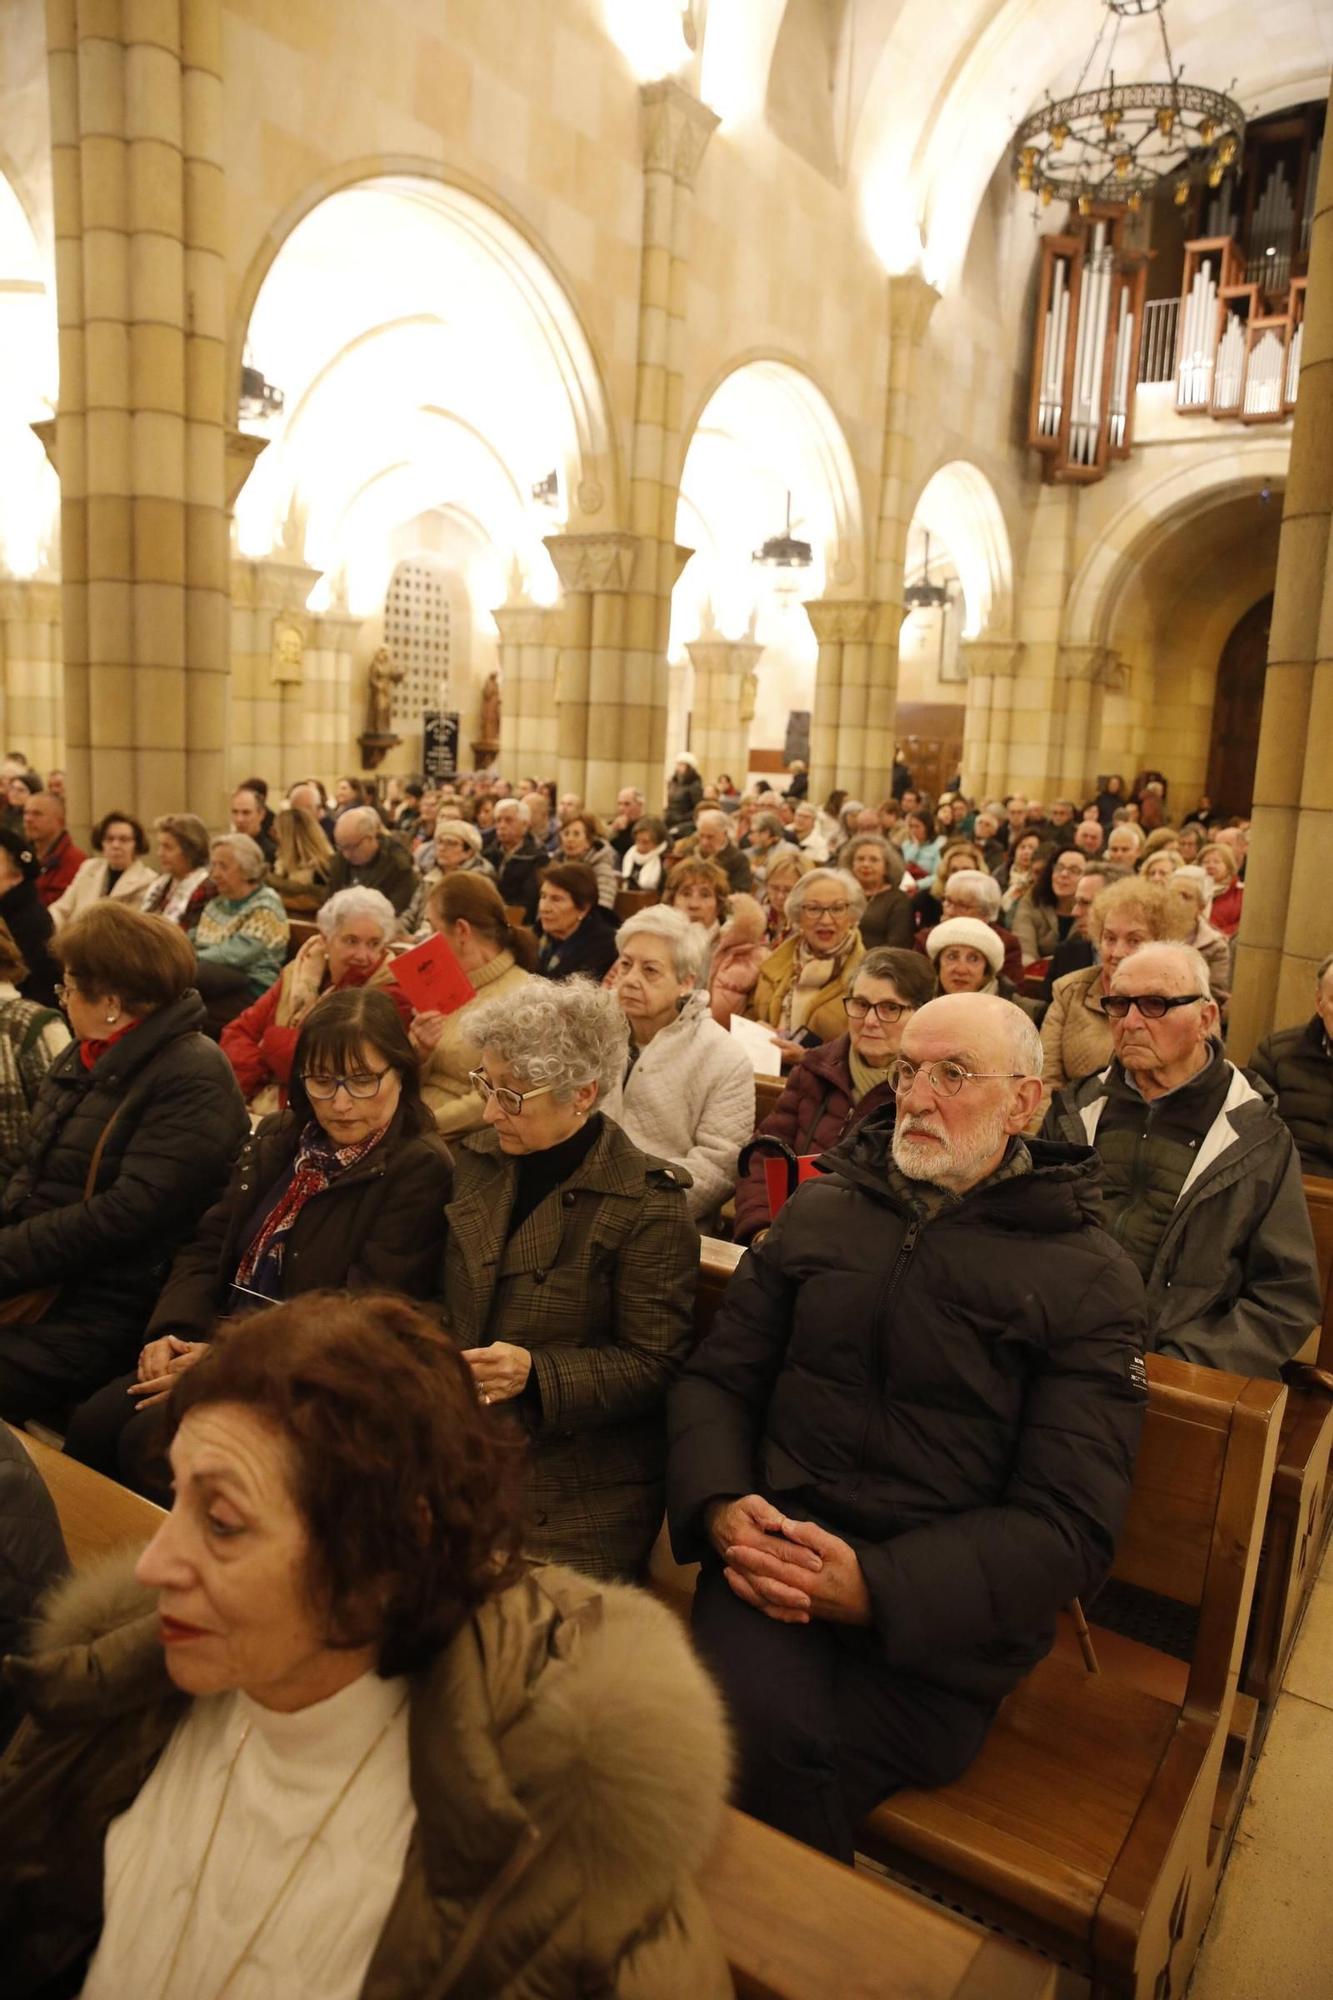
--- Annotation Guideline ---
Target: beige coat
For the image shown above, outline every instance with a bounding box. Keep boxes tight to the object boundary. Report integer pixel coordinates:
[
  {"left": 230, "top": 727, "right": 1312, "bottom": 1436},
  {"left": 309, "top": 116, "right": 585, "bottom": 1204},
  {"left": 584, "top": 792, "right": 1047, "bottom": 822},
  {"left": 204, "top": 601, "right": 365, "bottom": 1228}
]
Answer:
[
  {"left": 49, "top": 856, "right": 157, "bottom": 930},
  {"left": 418, "top": 949, "right": 534, "bottom": 1133},
  {"left": 747, "top": 928, "right": 866, "bottom": 1046},
  {"left": 1039, "top": 963, "right": 1114, "bottom": 1109},
  {"left": 0, "top": 1552, "right": 733, "bottom": 2000}
]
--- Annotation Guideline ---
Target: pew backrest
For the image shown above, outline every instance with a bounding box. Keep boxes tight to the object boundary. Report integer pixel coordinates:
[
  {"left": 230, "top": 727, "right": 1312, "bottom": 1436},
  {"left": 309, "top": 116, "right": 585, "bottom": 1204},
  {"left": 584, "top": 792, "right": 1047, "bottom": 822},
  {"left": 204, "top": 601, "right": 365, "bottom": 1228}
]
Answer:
[
  {"left": 1303, "top": 1175, "right": 1333, "bottom": 1367},
  {"left": 10, "top": 1427, "right": 165, "bottom": 1563}
]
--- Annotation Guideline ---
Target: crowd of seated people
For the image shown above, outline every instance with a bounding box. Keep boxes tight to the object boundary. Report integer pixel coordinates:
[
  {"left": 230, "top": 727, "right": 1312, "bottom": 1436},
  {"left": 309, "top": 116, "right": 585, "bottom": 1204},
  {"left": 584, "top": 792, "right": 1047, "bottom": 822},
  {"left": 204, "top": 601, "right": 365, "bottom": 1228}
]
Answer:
[{"left": 1, "top": 746, "right": 1329, "bottom": 1994}]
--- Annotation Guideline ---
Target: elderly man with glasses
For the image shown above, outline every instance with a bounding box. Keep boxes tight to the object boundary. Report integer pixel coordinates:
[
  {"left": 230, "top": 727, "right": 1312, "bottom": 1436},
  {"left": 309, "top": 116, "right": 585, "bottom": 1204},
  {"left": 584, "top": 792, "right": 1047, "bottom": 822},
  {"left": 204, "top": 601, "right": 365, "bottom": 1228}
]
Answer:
[
  {"left": 1044, "top": 942, "right": 1319, "bottom": 1379},
  {"left": 669, "top": 990, "right": 1146, "bottom": 1861},
  {"left": 325, "top": 805, "right": 416, "bottom": 915}
]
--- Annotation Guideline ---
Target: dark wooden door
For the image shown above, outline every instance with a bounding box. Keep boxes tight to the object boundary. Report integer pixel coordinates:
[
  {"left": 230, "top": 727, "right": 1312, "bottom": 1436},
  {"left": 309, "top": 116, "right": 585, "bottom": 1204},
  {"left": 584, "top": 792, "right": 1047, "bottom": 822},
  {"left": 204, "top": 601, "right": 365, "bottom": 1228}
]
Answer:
[
  {"left": 894, "top": 702, "right": 966, "bottom": 804},
  {"left": 1206, "top": 595, "right": 1271, "bottom": 816}
]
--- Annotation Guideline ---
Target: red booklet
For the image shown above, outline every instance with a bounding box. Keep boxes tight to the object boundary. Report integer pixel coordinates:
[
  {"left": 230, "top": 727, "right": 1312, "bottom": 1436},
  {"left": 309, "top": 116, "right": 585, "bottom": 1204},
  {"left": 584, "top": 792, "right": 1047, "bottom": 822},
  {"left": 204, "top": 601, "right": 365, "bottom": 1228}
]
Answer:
[{"left": 389, "top": 936, "right": 476, "bottom": 1016}]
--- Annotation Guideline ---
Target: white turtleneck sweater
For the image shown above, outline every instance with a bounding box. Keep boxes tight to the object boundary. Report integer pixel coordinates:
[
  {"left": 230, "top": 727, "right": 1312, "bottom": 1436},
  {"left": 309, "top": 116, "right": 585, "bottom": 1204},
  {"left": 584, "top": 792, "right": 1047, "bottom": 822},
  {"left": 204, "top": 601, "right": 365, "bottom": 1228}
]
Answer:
[{"left": 81, "top": 1669, "right": 415, "bottom": 2000}]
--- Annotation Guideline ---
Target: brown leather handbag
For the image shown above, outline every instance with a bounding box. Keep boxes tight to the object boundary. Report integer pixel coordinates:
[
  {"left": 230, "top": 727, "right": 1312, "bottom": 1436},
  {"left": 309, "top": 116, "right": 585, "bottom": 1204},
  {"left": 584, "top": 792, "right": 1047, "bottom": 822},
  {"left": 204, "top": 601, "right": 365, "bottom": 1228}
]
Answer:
[{"left": 0, "top": 1100, "right": 126, "bottom": 1326}]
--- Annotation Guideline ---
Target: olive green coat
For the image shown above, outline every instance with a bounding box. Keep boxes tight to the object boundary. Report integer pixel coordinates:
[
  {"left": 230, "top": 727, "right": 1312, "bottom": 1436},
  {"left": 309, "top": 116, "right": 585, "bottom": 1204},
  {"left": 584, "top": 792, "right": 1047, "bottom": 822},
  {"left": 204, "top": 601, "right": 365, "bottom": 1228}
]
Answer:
[
  {"left": 442, "top": 1117, "right": 700, "bottom": 1581},
  {"left": 0, "top": 1553, "right": 733, "bottom": 2000}
]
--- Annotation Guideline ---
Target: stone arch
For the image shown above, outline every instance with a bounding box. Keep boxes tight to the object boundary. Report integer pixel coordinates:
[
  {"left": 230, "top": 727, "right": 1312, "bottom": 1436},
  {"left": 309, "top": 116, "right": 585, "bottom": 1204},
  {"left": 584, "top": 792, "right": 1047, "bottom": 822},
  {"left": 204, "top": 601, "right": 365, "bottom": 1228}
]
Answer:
[
  {"left": 0, "top": 166, "right": 58, "bottom": 577},
  {"left": 907, "top": 459, "right": 1015, "bottom": 640},
  {"left": 1062, "top": 441, "right": 1290, "bottom": 652},
  {"left": 227, "top": 159, "right": 621, "bottom": 540}
]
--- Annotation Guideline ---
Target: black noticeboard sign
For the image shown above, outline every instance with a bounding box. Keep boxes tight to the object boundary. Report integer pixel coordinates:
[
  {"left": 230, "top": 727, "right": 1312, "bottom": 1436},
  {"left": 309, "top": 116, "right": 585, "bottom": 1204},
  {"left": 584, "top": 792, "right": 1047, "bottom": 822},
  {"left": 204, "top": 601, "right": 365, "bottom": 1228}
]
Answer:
[{"left": 423, "top": 711, "right": 459, "bottom": 782}]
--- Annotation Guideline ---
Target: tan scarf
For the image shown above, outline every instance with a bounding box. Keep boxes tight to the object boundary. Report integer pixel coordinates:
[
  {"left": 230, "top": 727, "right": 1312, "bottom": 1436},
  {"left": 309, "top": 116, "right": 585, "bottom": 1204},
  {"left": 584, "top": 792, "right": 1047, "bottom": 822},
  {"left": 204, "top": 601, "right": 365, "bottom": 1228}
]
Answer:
[
  {"left": 780, "top": 933, "right": 858, "bottom": 1034},
  {"left": 847, "top": 1040, "right": 891, "bottom": 1102}
]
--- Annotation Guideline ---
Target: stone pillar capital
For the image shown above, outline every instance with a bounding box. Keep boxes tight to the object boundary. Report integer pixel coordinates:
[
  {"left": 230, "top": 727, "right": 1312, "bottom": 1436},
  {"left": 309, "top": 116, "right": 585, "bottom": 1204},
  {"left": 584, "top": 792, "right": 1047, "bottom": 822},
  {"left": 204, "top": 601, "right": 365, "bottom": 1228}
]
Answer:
[
  {"left": 29, "top": 418, "right": 58, "bottom": 476},
  {"left": 960, "top": 638, "right": 1024, "bottom": 681},
  {"left": 1060, "top": 643, "right": 1123, "bottom": 687},
  {"left": 544, "top": 532, "right": 638, "bottom": 595},
  {"left": 886, "top": 271, "right": 942, "bottom": 343},
  {"left": 640, "top": 79, "right": 719, "bottom": 186},
  {"left": 804, "top": 598, "right": 877, "bottom": 645},
  {"left": 226, "top": 429, "right": 269, "bottom": 511},
  {"left": 492, "top": 602, "right": 555, "bottom": 646}
]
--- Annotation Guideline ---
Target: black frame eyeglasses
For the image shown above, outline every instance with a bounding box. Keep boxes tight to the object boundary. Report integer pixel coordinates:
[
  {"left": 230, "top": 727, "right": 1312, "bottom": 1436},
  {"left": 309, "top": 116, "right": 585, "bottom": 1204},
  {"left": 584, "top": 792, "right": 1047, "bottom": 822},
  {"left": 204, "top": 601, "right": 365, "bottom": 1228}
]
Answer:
[
  {"left": 1102, "top": 993, "right": 1206, "bottom": 1022},
  {"left": 302, "top": 1067, "right": 391, "bottom": 1102},
  {"left": 845, "top": 997, "right": 908, "bottom": 1024}
]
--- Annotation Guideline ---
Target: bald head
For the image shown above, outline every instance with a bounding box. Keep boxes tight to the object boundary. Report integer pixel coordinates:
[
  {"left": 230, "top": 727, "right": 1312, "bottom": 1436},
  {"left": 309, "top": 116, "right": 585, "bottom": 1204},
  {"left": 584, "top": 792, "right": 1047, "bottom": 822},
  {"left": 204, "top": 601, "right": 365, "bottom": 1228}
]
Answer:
[
  {"left": 892, "top": 994, "right": 1043, "bottom": 1194},
  {"left": 23, "top": 791, "right": 66, "bottom": 852}
]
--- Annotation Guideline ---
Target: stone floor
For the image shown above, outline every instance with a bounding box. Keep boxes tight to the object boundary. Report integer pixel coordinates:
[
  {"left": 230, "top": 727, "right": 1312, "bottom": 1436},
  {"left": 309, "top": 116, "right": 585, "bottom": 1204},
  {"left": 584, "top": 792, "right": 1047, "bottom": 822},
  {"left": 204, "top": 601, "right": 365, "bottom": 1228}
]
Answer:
[{"left": 1189, "top": 1548, "right": 1333, "bottom": 1997}]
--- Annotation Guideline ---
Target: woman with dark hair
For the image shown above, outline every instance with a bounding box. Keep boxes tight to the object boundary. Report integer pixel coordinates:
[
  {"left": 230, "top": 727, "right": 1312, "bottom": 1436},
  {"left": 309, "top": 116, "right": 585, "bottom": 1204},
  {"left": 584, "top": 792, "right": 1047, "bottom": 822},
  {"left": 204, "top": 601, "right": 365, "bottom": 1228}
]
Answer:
[
  {"left": 535, "top": 861, "right": 618, "bottom": 981},
  {"left": 49, "top": 811, "right": 155, "bottom": 928},
  {"left": 411, "top": 872, "right": 537, "bottom": 1133},
  {"left": 64, "top": 986, "right": 453, "bottom": 1497},
  {"left": 555, "top": 810, "right": 618, "bottom": 907},
  {"left": 0, "top": 903, "right": 247, "bottom": 1425},
  {"left": 141, "top": 813, "right": 215, "bottom": 932},
  {"left": 1012, "top": 847, "right": 1082, "bottom": 966},
  {"left": 3, "top": 1296, "right": 731, "bottom": 1999},
  {"left": 3, "top": 770, "right": 41, "bottom": 836},
  {"left": 0, "top": 828, "right": 59, "bottom": 1006}
]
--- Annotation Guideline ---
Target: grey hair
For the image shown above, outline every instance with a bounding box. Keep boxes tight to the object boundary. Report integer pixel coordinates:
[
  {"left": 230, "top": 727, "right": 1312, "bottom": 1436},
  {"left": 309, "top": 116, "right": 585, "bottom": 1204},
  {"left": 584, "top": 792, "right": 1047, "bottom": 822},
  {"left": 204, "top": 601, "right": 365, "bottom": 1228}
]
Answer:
[
  {"left": 1171, "top": 863, "right": 1214, "bottom": 909},
  {"left": 1112, "top": 940, "right": 1213, "bottom": 1000},
  {"left": 753, "top": 811, "right": 786, "bottom": 840},
  {"left": 210, "top": 832, "right": 267, "bottom": 881},
  {"left": 495, "top": 796, "right": 531, "bottom": 825},
  {"left": 1006, "top": 1006, "right": 1045, "bottom": 1079},
  {"left": 786, "top": 867, "right": 866, "bottom": 923},
  {"left": 840, "top": 834, "right": 905, "bottom": 880},
  {"left": 317, "top": 885, "right": 396, "bottom": 943},
  {"left": 615, "top": 902, "right": 708, "bottom": 984},
  {"left": 695, "top": 808, "right": 731, "bottom": 837},
  {"left": 465, "top": 976, "right": 628, "bottom": 1101},
  {"left": 943, "top": 869, "right": 1002, "bottom": 921},
  {"left": 339, "top": 806, "right": 381, "bottom": 841}
]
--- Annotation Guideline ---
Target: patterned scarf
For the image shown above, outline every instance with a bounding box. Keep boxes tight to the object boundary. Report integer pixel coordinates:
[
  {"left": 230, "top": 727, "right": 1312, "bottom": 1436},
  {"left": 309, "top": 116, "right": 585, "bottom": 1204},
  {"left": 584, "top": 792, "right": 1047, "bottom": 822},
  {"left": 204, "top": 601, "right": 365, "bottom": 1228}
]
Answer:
[{"left": 234, "top": 1120, "right": 387, "bottom": 1300}]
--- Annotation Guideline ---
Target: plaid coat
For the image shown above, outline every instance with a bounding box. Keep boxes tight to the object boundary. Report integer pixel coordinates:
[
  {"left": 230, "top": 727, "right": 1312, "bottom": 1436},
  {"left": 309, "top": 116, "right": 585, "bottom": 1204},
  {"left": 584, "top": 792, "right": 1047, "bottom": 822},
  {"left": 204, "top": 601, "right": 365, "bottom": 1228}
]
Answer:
[{"left": 442, "top": 1116, "right": 700, "bottom": 1581}]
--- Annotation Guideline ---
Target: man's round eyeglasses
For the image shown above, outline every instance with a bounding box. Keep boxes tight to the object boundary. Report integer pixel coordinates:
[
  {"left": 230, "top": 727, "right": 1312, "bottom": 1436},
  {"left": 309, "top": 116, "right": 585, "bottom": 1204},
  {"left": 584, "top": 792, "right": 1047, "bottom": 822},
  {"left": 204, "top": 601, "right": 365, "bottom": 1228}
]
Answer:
[
  {"left": 846, "top": 997, "right": 907, "bottom": 1024},
  {"left": 1102, "top": 993, "right": 1205, "bottom": 1022},
  {"left": 303, "top": 1067, "right": 391, "bottom": 1101},
  {"left": 468, "top": 1069, "right": 560, "bottom": 1116},
  {"left": 888, "top": 1059, "right": 1025, "bottom": 1097}
]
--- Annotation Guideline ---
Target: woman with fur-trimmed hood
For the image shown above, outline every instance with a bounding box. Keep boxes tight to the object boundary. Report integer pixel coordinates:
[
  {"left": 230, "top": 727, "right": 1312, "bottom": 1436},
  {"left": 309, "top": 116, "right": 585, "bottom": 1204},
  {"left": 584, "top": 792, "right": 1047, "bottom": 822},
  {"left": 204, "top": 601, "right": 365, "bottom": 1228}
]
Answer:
[{"left": 0, "top": 1295, "right": 732, "bottom": 2000}]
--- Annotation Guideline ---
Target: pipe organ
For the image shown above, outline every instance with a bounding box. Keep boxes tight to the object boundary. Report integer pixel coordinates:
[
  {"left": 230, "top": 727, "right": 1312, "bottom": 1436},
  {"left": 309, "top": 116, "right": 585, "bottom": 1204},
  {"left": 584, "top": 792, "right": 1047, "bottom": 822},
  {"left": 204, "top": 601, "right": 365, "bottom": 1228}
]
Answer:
[
  {"left": 1027, "top": 211, "right": 1146, "bottom": 484},
  {"left": 1175, "top": 237, "right": 1304, "bottom": 426}
]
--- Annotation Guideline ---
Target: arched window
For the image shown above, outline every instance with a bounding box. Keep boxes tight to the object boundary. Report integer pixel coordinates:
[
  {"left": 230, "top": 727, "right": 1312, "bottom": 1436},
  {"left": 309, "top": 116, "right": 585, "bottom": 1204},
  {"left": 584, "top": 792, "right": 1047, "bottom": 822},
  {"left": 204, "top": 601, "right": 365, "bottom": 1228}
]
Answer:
[{"left": 383, "top": 559, "right": 451, "bottom": 723}]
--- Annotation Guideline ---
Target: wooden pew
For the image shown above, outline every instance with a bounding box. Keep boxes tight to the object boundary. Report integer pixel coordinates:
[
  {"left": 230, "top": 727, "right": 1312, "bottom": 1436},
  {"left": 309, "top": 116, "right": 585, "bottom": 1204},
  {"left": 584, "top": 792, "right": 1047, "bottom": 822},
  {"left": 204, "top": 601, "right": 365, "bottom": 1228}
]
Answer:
[
  {"left": 1304, "top": 1173, "right": 1333, "bottom": 1367},
  {"left": 856, "top": 1361, "right": 1285, "bottom": 2000},
  {"left": 614, "top": 888, "right": 659, "bottom": 920},
  {"left": 9, "top": 1422, "right": 1057, "bottom": 2000},
  {"left": 284, "top": 917, "right": 320, "bottom": 962},
  {"left": 753, "top": 1073, "right": 785, "bottom": 1125}
]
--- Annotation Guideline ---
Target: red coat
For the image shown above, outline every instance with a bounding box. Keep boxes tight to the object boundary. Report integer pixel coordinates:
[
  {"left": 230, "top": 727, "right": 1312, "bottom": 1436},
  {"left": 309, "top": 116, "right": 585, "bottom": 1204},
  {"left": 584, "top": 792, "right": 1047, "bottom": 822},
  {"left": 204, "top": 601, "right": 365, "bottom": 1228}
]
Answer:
[
  {"left": 732, "top": 1032, "right": 896, "bottom": 1243},
  {"left": 221, "top": 957, "right": 412, "bottom": 1104},
  {"left": 34, "top": 832, "right": 86, "bottom": 908}
]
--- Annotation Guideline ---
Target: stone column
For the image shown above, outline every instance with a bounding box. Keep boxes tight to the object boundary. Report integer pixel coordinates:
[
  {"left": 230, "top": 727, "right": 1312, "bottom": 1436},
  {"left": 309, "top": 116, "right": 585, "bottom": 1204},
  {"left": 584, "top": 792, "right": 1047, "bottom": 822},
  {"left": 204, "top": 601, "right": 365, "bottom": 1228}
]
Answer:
[
  {"left": 0, "top": 580, "right": 65, "bottom": 780},
  {"left": 493, "top": 601, "right": 558, "bottom": 778},
  {"left": 1231, "top": 86, "right": 1333, "bottom": 1057},
  {"left": 686, "top": 631, "right": 763, "bottom": 786},
  {"left": 1054, "top": 645, "right": 1127, "bottom": 801},
  {"left": 959, "top": 639, "right": 1024, "bottom": 800},
  {"left": 229, "top": 554, "right": 321, "bottom": 785},
  {"left": 621, "top": 81, "right": 717, "bottom": 800},
  {"left": 1008, "top": 483, "right": 1079, "bottom": 794},
  {"left": 302, "top": 605, "right": 360, "bottom": 788},
  {"left": 805, "top": 599, "right": 884, "bottom": 801},
  {"left": 860, "top": 273, "right": 940, "bottom": 801},
  {"left": 45, "top": 0, "right": 228, "bottom": 830},
  {"left": 545, "top": 533, "right": 637, "bottom": 811}
]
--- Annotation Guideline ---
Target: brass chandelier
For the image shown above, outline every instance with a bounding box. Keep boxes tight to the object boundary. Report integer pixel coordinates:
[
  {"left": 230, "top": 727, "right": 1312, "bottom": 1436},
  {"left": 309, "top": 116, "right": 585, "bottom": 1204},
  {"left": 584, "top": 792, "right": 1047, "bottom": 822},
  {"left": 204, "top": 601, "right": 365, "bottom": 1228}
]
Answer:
[{"left": 1013, "top": 0, "right": 1245, "bottom": 216}]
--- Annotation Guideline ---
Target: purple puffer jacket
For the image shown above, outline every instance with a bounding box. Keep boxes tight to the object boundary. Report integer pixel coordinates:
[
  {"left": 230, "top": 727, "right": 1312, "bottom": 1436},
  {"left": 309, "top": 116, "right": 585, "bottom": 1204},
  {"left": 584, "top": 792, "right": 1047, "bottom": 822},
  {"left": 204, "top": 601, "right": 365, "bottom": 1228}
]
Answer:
[{"left": 732, "top": 1032, "right": 896, "bottom": 1243}]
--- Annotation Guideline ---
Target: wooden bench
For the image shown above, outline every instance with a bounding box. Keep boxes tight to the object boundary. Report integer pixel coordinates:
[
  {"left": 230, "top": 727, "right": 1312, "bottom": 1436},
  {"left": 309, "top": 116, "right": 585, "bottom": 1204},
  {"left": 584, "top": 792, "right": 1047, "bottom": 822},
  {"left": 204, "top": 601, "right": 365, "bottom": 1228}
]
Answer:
[
  {"left": 753, "top": 1073, "right": 785, "bottom": 1126},
  {"left": 856, "top": 1360, "right": 1284, "bottom": 2000},
  {"left": 285, "top": 917, "right": 320, "bottom": 961},
  {"left": 614, "top": 888, "right": 659, "bottom": 920},
  {"left": 9, "top": 1423, "right": 1057, "bottom": 2000},
  {"left": 1304, "top": 1173, "right": 1333, "bottom": 1366}
]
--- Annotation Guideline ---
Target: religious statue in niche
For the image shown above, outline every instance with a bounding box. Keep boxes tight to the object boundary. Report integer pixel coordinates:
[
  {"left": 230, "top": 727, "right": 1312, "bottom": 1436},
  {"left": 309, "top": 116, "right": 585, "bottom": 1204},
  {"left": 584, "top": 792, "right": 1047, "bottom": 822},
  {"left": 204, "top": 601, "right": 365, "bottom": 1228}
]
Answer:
[
  {"left": 479, "top": 671, "right": 501, "bottom": 746},
  {"left": 271, "top": 619, "right": 304, "bottom": 685},
  {"left": 366, "top": 646, "right": 404, "bottom": 736}
]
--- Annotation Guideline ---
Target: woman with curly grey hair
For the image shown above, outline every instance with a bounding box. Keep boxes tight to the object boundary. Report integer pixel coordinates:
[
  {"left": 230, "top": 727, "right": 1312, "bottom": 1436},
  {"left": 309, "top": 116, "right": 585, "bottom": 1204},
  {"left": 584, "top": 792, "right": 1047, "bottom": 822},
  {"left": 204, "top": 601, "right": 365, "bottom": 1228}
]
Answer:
[{"left": 441, "top": 976, "right": 701, "bottom": 1581}]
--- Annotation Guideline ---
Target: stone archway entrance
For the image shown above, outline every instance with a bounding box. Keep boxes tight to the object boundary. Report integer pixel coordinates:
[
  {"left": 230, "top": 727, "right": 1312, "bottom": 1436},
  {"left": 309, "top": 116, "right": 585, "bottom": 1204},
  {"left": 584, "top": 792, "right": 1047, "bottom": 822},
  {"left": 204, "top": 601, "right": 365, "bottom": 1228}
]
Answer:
[{"left": 1206, "top": 594, "right": 1272, "bottom": 816}]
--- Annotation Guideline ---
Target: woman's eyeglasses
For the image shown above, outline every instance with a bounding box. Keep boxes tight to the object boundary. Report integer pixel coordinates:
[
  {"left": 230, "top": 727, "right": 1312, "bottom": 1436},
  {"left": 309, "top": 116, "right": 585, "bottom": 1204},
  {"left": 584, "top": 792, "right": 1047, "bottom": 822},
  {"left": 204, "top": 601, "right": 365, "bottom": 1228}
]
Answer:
[
  {"left": 845, "top": 997, "right": 907, "bottom": 1024},
  {"left": 303, "top": 1067, "right": 391, "bottom": 1101},
  {"left": 468, "top": 1069, "right": 560, "bottom": 1116},
  {"left": 801, "top": 901, "right": 851, "bottom": 919},
  {"left": 1101, "top": 993, "right": 1205, "bottom": 1021}
]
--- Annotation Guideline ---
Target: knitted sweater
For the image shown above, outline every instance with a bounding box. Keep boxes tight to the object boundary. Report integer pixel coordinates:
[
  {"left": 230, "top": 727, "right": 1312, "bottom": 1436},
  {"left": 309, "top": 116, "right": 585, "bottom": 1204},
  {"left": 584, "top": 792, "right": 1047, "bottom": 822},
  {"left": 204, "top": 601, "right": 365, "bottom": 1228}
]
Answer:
[
  {"left": 194, "top": 886, "right": 291, "bottom": 998},
  {"left": 606, "top": 992, "right": 756, "bottom": 1221}
]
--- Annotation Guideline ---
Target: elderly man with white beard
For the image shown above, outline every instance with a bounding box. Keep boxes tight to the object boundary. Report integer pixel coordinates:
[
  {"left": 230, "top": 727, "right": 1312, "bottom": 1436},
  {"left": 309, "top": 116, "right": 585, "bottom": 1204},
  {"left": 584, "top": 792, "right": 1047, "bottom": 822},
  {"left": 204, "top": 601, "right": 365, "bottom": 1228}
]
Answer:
[{"left": 668, "top": 992, "right": 1147, "bottom": 1861}]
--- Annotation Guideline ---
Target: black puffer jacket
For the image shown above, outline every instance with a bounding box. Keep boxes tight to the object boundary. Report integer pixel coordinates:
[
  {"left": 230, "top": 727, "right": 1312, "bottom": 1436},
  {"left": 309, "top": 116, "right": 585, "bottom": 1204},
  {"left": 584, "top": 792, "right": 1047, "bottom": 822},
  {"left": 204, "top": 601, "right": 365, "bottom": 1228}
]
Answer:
[
  {"left": 669, "top": 1115, "right": 1147, "bottom": 1704},
  {"left": 0, "top": 1426, "right": 66, "bottom": 1747},
  {"left": 146, "top": 1097, "right": 453, "bottom": 1337},
  {"left": 1250, "top": 1016, "right": 1333, "bottom": 1178},
  {"left": 0, "top": 992, "right": 247, "bottom": 1337}
]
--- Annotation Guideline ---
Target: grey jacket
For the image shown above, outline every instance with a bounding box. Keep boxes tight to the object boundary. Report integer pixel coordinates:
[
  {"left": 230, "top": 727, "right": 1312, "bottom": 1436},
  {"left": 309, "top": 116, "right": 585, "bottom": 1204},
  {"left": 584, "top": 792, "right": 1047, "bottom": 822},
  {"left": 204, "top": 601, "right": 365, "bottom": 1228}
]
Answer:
[{"left": 1045, "top": 1060, "right": 1320, "bottom": 1379}]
